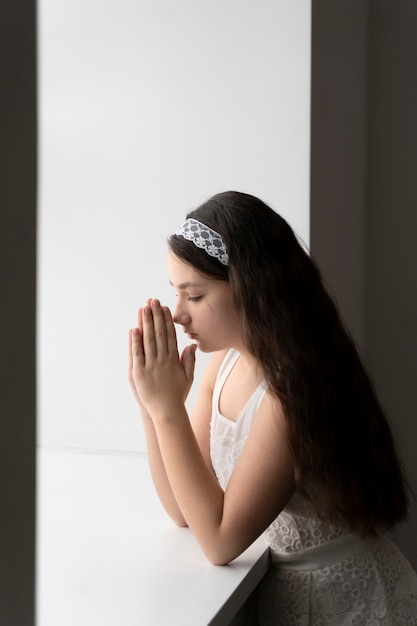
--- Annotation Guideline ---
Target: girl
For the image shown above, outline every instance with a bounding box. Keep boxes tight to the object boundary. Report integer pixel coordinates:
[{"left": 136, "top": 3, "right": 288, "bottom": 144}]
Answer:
[{"left": 128, "top": 191, "right": 417, "bottom": 624}]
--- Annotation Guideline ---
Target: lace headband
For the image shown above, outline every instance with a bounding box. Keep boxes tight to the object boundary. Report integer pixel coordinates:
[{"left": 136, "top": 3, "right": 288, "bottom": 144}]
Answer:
[{"left": 175, "top": 218, "right": 229, "bottom": 266}]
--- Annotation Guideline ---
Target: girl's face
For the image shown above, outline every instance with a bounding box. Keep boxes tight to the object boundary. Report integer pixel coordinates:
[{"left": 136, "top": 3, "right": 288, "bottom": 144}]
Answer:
[{"left": 167, "top": 252, "right": 243, "bottom": 353}]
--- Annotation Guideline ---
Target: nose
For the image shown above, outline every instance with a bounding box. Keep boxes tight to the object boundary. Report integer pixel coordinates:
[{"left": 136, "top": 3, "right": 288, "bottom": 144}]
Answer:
[{"left": 172, "top": 300, "right": 191, "bottom": 326}]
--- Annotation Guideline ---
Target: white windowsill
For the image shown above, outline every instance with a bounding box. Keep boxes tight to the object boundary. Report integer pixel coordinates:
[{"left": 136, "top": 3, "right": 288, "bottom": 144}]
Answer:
[{"left": 36, "top": 448, "right": 269, "bottom": 626}]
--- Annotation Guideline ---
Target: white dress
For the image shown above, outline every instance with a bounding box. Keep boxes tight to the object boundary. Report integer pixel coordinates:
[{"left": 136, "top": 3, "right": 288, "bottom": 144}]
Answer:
[{"left": 210, "top": 350, "right": 417, "bottom": 625}]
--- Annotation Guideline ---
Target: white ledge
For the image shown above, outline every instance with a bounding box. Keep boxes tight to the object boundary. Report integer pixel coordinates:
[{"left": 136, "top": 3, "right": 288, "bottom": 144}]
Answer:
[{"left": 37, "top": 448, "right": 269, "bottom": 626}]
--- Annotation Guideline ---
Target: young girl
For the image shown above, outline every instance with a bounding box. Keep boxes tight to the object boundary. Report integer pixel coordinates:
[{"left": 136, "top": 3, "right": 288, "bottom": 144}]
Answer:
[{"left": 128, "top": 191, "right": 417, "bottom": 624}]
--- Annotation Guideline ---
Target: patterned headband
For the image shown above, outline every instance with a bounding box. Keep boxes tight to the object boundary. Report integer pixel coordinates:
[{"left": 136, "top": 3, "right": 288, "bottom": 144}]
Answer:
[{"left": 175, "top": 218, "right": 229, "bottom": 266}]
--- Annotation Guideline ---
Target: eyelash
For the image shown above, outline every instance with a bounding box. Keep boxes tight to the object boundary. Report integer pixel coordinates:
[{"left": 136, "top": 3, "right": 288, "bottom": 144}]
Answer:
[{"left": 173, "top": 293, "right": 203, "bottom": 302}]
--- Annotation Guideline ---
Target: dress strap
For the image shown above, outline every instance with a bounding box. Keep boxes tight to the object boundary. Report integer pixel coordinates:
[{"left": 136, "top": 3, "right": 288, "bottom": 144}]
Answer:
[
  {"left": 212, "top": 349, "right": 240, "bottom": 413},
  {"left": 270, "top": 532, "right": 384, "bottom": 572}
]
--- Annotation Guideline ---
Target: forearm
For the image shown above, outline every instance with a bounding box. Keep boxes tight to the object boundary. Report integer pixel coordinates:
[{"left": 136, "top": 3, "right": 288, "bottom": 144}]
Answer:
[
  {"left": 130, "top": 302, "right": 233, "bottom": 561},
  {"left": 152, "top": 405, "right": 230, "bottom": 564},
  {"left": 141, "top": 410, "right": 188, "bottom": 526}
]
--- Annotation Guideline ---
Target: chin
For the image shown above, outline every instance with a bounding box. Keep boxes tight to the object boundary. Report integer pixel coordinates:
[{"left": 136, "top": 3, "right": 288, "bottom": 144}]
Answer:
[
  {"left": 194, "top": 341, "right": 211, "bottom": 353},
  {"left": 199, "top": 342, "right": 229, "bottom": 354}
]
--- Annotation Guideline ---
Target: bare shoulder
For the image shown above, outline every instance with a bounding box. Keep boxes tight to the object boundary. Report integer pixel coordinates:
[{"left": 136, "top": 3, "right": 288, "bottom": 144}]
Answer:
[
  {"left": 246, "top": 389, "right": 290, "bottom": 457},
  {"left": 257, "top": 390, "right": 287, "bottom": 430}
]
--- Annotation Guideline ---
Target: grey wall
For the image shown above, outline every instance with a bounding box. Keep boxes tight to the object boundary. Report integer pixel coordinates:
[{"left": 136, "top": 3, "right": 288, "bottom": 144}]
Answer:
[
  {"left": 0, "top": 1, "right": 37, "bottom": 624},
  {"left": 310, "top": 0, "right": 369, "bottom": 349},
  {"left": 311, "top": 0, "right": 417, "bottom": 569},
  {"left": 365, "top": 0, "right": 417, "bottom": 568}
]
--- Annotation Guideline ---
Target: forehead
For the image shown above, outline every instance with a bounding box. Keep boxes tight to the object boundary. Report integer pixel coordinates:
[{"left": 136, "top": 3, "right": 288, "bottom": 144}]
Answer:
[{"left": 167, "top": 252, "right": 209, "bottom": 289}]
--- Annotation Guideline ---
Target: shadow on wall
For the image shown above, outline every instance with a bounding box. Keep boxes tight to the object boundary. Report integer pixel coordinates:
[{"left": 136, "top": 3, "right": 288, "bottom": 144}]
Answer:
[{"left": 310, "top": 0, "right": 417, "bottom": 570}]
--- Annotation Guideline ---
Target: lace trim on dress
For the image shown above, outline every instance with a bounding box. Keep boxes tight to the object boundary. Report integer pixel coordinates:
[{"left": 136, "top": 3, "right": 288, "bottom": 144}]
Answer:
[{"left": 270, "top": 531, "right": 381, "bottom": 571}]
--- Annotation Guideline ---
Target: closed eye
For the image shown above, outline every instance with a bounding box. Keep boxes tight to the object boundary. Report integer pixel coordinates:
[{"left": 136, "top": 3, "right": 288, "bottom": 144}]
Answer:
[{"left": 188, "top": 295, "right": 203, "bottom": 302}]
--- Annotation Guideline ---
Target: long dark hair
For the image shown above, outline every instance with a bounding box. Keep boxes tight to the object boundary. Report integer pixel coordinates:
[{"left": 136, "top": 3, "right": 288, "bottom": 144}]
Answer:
[{"left": 169, "top": 191, "right": 410, "bottom": 534}]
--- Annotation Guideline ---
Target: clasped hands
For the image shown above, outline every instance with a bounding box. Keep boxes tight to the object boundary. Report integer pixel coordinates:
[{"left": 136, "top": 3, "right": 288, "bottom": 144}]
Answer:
[{"left": 128, "top": 299, "right": 197, "bottom": 416}]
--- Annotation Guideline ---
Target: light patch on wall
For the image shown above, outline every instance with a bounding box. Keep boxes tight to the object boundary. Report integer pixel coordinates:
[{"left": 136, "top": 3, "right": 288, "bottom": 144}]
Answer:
[{"left": 37, "top": 0, "right": 311, "bottom": 451}]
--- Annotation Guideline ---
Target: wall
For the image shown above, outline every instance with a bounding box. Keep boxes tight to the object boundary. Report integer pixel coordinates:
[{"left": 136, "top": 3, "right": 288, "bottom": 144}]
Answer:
[
  {"left": 310, "top": 0, "right": 369, "bottom": 349},
  {"left": 365, "top": 0, "right": 417, "bottom": 570},
  {"left": 3, "top": 4, "right": 415, "bottom": 624},
  {"left": 37, "top": 0, "right": 312, "bottom": 453},
  {"left": 0, "top": 2, "right": 36, "bottom": 624},
  {"left": 310, "top": 0, "right": 417, "bottom": 569}
]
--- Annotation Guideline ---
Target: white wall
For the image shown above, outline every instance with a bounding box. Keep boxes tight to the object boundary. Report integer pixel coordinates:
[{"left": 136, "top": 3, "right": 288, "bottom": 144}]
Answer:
[{"left": 38, "top": 0, "right": 311, "bottom": 452}]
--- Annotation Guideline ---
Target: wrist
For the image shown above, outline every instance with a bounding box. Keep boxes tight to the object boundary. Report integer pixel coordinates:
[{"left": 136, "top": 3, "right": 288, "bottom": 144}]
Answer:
[{"left": 149, "top": 401, "right": 187, "bottom": 425}]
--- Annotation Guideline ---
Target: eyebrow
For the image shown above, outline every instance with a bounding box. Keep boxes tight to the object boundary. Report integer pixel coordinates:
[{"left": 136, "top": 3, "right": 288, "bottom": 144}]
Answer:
[{"left": 169, "top": 280, "right": 205, "bottom": 290}]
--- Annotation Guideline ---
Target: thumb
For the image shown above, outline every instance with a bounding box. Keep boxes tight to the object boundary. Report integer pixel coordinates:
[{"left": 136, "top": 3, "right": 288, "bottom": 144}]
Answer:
[{"left": 181, "top": 343, "right": 197, "bottom": 382}]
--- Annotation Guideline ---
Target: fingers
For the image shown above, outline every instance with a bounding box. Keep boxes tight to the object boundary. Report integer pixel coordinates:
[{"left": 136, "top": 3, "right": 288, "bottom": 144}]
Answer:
[
  {"left": 136, "top": 306, "right": 143, "bottom": 333},
  {"left": 128, "top": 327, "right": 140, "bottom": 376},
  {"left": 181, "top": 343, "right": 197, "bottom": 383},
  {"left": 141, "top": 304, "right": 157, "bottom": 358},
  {"left": 162, "top": 305, "right": 179, "bottom": 355},
  {"left": 128, "top": 328, "right": 133, "bottom": 375},
  {"left": 128, "top": 327, "right": 144, "bottom": 396},
  {"left": 144, "top": 299, "right": 179, "bottom": 356},
  {"left": 134, "top": 300, "right": 178, "bottom": 363},
  {"left": 128, "top": 329, "right": 139, "bottom": 392},
  {"left": 137, "top": 300, "right": 153, "bottom": 333},
  {"left": 142, "top": 300, "right": 165, "bottom": 358},
  {"left": 130, "top": 327, "right": 145, "bottom": 367}
]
